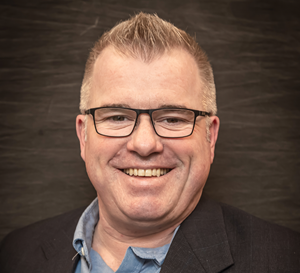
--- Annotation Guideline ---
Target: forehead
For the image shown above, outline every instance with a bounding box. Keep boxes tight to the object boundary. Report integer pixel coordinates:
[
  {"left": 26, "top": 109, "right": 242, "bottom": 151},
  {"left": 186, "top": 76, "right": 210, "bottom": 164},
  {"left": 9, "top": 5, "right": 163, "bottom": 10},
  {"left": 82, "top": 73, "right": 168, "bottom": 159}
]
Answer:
[{"left": 90, "top": 47, "right": 204, "bottom": 109}]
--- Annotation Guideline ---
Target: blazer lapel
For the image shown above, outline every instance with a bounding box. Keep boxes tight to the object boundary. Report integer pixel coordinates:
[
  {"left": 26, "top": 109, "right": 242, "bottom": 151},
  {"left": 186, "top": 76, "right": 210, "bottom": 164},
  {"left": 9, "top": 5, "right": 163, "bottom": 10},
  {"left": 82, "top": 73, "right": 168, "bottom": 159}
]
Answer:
[
  {"left": 161, "top": 227, "right": 207, "bottom": 273},
  {"left": 162, "top": 197, "right": 234, "bottom": 273},
  {"left": 39, "top": 208, "right": 83, "bottom": 273},
  {"left": 41, "top": 228, "right": 79, "bottom": 272}
]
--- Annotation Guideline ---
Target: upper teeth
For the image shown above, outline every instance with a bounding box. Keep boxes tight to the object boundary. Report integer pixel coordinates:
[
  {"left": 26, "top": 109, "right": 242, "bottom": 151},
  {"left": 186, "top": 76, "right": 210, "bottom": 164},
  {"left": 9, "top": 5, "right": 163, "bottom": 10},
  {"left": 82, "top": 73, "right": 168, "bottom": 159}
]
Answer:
[{"left": 123, "top": 168, "right": 169, "bottom": 177}]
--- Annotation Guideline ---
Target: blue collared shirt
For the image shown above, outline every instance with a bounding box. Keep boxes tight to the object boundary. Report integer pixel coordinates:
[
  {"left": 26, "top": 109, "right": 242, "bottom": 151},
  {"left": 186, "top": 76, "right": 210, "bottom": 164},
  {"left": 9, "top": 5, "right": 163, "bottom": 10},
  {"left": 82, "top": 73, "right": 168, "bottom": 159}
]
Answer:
[{"left": 73, "top": 198, "right": 178, "bottom": 273}]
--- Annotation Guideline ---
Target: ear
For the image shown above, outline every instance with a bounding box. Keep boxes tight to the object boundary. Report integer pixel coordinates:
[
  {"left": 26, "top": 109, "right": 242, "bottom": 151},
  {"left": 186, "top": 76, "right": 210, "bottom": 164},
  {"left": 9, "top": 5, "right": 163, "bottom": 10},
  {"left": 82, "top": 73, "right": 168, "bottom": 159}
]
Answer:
[
  {"left": 76, "top": 115, "right": 86, "bottom": 162},
  {"left": 209, "top": 116, "right": 220, "bottom": 164}
]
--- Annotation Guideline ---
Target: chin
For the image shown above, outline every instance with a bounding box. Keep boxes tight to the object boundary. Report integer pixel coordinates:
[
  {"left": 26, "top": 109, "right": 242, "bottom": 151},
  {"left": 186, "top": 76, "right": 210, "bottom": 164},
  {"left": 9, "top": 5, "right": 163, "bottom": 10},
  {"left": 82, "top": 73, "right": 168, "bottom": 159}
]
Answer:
[{"left": 123, "top": 200, "right": 173, "bottom": 222}]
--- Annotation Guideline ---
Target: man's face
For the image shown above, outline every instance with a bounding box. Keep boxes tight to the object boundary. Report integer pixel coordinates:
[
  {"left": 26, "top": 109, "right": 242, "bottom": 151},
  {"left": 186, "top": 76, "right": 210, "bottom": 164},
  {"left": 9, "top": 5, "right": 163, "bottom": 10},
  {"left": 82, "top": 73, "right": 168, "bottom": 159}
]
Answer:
[{"left": 76, "top": 47, "right": 219, "bottom": 235}]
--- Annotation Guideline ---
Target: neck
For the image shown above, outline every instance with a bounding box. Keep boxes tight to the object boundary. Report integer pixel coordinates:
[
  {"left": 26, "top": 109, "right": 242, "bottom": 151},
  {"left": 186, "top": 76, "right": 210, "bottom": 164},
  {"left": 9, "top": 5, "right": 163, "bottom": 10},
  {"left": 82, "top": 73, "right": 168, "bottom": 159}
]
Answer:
[{"left": 92, "top": 213, "right": 178, "bottom": 272}]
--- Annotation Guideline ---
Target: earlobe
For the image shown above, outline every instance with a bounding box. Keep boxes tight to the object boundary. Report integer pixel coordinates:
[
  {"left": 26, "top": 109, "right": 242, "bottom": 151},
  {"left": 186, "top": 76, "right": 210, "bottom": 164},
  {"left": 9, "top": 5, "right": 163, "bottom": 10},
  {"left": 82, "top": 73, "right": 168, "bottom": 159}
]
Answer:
[
  {"left": 76, "top": 115, "right": 86, "bottom": 162},
  {"left": 209, "top": 116, "right": 220, "bottom": 164}
]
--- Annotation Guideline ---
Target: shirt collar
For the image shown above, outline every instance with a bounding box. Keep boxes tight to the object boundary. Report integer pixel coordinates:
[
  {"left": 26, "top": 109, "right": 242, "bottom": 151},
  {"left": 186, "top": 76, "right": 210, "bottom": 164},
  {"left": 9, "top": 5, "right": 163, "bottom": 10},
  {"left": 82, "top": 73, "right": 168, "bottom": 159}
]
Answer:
[
  {"left": 73, "top": 197, "right": 99, "bottom": 267},
  {"left": 131, "top": 244, "right": 171, "bottom": 266}
]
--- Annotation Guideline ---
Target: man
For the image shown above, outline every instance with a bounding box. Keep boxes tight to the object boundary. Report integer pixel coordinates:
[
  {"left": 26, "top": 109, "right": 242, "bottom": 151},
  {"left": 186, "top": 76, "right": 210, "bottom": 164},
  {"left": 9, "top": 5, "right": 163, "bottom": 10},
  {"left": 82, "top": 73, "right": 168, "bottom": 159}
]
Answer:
[{"left": 0, "top": 12, "right": 299, "bottom": 273}]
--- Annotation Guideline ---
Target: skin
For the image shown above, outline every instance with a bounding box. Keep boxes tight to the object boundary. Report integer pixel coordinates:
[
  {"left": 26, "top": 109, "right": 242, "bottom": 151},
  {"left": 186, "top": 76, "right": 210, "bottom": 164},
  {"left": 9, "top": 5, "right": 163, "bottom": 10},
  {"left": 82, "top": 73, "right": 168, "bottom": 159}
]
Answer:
[{"left": 76, "top": 46, "right": 219, "bottom": 271}]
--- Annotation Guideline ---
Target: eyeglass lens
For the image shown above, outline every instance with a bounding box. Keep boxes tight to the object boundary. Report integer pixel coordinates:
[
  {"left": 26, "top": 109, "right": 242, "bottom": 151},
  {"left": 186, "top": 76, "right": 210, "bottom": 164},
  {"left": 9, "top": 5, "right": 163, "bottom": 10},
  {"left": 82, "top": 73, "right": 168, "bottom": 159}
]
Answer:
[{"left": 93, "top": 108, "right": 196, "bottom": 137}]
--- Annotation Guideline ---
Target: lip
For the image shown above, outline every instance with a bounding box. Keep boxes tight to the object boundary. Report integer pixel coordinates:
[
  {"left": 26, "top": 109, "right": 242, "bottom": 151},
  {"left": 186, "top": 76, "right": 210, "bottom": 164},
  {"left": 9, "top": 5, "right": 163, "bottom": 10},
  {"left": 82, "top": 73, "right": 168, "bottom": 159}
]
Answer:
[
  {"left": 117, "top": 168, "right": 173, "bottom": 195},
  {"left": 117, "top": 167, "right": 173, "bottom": 177},
  {"left": 125, "top": 168, "right": 171, "bottom": 177},
  {"left": 117, "top": 165, "right": 174, "bottom": 169}
]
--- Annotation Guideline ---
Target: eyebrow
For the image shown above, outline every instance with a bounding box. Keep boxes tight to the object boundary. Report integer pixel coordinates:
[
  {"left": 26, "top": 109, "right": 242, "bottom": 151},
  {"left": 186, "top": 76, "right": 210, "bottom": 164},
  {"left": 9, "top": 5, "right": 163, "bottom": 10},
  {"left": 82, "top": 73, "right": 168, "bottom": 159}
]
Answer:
[
  {"left": 100, "top": 103, "right": 131, "bottom": 108},
  {"left": 158, "top": 104, "right": 189, "bottom": 109},
  {"left": 99, "top": 103, "right": 189, "bottom": 109}
]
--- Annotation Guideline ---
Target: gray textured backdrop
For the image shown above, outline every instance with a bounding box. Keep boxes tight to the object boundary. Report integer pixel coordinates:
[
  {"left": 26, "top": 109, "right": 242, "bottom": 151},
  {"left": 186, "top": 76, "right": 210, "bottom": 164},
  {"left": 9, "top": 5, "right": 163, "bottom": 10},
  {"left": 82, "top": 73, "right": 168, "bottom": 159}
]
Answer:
[{"left": 0, "top": 0, "right": 299, "bottom": 241}]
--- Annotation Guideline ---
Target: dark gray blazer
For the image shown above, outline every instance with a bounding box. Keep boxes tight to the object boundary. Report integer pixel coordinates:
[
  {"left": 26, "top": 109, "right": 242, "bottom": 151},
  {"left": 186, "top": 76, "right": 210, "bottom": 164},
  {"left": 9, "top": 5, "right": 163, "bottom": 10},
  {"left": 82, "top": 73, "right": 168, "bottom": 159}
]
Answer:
[{"left": 1, "top": 197, "right": 300, "bottom": 272}]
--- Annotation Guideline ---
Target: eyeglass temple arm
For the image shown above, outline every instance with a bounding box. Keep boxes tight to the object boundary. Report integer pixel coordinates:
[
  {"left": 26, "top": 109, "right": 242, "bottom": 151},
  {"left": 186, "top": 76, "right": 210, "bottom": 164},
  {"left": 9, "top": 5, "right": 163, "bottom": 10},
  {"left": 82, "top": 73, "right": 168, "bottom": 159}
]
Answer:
[{"left": 197, "top": 111, "right": 211, "bottom": 117}]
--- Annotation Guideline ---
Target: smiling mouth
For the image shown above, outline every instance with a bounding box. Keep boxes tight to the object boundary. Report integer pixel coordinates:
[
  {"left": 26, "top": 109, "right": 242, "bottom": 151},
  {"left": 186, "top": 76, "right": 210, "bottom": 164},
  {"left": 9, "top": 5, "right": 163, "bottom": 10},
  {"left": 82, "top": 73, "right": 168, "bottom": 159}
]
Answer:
[{"left": 123, "top": 168, "right": 171, "bottom": 177}]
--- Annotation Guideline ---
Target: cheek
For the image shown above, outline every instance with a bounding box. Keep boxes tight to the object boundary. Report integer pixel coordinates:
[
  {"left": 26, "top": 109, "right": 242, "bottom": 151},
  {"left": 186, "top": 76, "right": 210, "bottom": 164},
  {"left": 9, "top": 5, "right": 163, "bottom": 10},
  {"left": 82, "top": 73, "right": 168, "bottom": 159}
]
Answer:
[
  {"left": 176, "top": 137, "right": 211, "bottom": 189},
  {"left": 189, "top": 161, "right": 210, "bottom": 189},
  {"left": 84, "top": 139, "right": 108, "bottom": 186},
  {"left": 84, "top": 137, "right": 126, "bottom": 186}
]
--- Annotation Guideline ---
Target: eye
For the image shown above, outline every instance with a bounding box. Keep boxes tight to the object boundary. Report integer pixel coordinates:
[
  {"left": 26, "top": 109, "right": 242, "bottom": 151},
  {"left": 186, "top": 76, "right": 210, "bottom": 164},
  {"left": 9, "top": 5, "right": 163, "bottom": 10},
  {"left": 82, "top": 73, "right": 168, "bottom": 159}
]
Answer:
[
  {"left": 159, "top": 116, "right": 188, "bottom": 124},
  {"left": 110, "top": 115, "right": 127, "bottom": 122},
  {"left": 164, "top": 118, "right": 181, "bottom": 123}
]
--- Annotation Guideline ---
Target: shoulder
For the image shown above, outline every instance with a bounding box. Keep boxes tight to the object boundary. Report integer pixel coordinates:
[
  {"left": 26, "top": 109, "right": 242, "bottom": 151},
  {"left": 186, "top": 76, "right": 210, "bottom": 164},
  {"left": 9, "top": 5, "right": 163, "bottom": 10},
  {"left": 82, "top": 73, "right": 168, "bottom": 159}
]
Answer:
[
  {"left": 182, "top": 197, "right": 300, "bottom": 273},
  {"left": 1, "top": 206, "right": 85, "bottom": 246},
  {"left": 219, "top": 200, "right": 300, "bottom": 241},
  {"left": 181, "top": 197, "right": 300, "bottom": 271},
  {"left": 219, "top": 200, "right": 300, "bottom": 270},
  {"left": 0, "top": 207, "right": 85, "bottom": 272}
]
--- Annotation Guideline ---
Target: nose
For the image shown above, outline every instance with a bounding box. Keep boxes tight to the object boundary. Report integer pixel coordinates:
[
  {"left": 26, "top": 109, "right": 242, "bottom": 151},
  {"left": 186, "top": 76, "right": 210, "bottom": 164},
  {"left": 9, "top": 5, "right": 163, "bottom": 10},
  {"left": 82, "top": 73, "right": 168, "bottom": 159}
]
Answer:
[{"left": 127, "top": 114, "right": 163, "bottom": 157}]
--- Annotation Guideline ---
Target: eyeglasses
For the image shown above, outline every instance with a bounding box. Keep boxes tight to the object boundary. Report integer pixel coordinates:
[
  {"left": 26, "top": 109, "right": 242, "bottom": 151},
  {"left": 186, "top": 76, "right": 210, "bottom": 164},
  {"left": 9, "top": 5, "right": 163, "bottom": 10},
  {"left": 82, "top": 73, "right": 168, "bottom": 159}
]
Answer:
[{"left": 85, "top": 107, "right": 210, "bottom": 138}]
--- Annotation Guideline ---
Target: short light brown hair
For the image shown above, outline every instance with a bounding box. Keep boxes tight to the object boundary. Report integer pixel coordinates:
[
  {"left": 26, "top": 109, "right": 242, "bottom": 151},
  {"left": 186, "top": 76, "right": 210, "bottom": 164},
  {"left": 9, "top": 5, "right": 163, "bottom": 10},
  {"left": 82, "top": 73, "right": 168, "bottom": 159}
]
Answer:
[{"left": 80, "top": 12, "right": 217, "bottom": 118}]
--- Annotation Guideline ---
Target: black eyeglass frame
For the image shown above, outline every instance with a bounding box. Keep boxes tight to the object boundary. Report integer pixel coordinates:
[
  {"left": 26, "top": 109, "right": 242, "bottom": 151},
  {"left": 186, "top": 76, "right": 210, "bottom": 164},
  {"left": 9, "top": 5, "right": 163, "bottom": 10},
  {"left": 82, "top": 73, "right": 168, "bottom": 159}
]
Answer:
[{"left": 85, "top": 106, "right": 211, "bottom": 138}]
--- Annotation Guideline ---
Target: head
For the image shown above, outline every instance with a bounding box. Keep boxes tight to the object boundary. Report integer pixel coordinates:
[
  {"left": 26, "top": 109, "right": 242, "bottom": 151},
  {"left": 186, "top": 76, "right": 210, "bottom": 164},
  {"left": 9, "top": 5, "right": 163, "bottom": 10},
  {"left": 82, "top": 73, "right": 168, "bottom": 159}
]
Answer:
[
  {"left": 76, "top": 13, "right": 219, "bottom": 236},
  {"left": 80, "top": 13, "right": 217, "bottom": 129}
]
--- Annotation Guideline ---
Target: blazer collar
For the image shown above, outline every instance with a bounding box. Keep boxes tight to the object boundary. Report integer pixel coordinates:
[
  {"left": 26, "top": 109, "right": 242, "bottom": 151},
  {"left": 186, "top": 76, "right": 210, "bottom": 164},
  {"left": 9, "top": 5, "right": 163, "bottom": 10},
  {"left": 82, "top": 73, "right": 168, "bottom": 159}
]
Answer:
[{"left": 161, "top": 196, "right": 234, "bottom": 273}]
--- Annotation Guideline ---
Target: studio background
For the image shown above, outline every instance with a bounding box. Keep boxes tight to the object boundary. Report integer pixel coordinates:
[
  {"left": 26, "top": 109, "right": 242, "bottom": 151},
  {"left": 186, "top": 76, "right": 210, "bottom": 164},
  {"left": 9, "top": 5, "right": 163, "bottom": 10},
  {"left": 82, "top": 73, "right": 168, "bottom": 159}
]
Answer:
[{"left": 0, "top": 0, "right": 299, "bottom": 241}]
